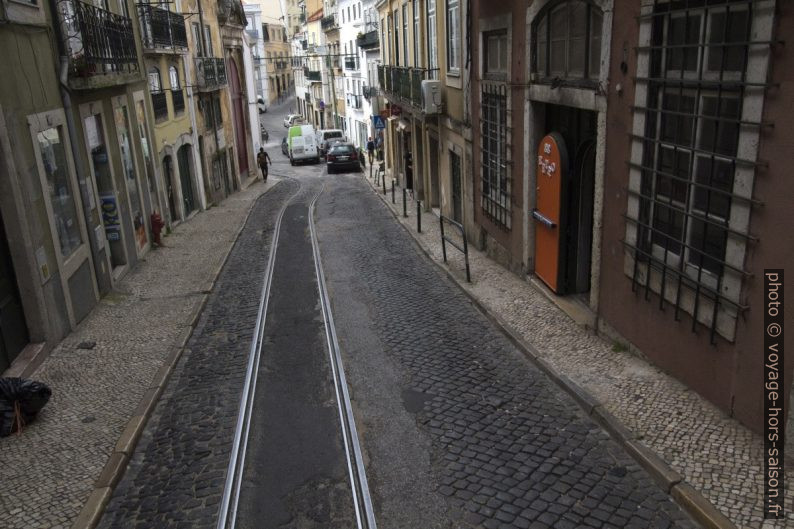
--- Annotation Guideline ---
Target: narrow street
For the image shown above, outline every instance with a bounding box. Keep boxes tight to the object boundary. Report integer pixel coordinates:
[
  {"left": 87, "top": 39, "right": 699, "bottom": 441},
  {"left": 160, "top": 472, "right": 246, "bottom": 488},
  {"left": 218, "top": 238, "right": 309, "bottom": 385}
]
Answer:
[{"left": 96, "top": 104, "right": 697, "bottom": 529}]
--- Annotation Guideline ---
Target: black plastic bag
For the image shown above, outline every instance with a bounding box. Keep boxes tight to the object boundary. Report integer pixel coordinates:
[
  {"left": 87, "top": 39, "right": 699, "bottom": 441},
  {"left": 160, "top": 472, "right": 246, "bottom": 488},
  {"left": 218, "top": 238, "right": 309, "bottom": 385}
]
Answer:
[{"left": 0, "top": 377, "right": 52, "bottom": 437}]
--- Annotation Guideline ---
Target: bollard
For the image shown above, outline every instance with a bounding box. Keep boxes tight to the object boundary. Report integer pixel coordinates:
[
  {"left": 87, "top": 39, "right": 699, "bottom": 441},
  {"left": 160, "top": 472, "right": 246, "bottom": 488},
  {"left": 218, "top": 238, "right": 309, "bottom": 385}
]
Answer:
[
  {"left": 417, "top": 200, "right": 422, "bottom": 233},
  {"left": 391, "top": 179, "right": 396, "bottom": 204},
  {"left": 382, "top": 171, "right": 386, "bottom": 195},
  {"left": 402, "top": 188, "right": 407, "bottom": 217}
]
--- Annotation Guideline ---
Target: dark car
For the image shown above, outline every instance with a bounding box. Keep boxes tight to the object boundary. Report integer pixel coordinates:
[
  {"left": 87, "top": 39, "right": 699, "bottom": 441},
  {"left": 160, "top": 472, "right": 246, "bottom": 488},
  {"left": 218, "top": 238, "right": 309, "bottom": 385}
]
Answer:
[
  {"left": 326, "top": 143, "right": 361, "bottom": 174},
  {"left": 281, "top": 137, "right": 289, "bottom": 155}
]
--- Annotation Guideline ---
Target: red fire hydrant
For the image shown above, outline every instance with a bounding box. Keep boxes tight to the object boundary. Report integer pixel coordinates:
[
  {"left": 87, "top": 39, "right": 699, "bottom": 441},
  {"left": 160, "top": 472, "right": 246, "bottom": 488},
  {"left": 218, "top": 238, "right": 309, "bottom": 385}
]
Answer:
[{"left": 150, "top": 212, "right": 165, "bottom": 247}]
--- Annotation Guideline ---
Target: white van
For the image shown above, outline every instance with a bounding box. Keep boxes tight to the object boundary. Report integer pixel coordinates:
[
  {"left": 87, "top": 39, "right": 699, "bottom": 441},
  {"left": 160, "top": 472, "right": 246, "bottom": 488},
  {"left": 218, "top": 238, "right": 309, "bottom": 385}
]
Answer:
[
  {"left": 316, "top": 129, "right": 345, "bottom": 156},
  {"left": 288, "top": 124, "right": 320, "bottom": 165}
]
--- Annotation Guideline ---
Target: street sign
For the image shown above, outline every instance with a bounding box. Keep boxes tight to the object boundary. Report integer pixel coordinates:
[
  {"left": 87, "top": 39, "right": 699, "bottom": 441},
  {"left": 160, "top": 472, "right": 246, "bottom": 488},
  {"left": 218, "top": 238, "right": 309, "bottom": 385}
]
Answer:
[{"left": 372, "top": 115, "right": 385, "bottom": 129}]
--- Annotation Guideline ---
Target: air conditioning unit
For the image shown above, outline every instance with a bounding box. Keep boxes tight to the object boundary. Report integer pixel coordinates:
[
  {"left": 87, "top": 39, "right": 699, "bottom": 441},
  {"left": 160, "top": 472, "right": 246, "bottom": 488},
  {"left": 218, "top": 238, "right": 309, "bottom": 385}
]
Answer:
[{"left": 421, "top": 80, "right": 441, "bottom": 114}]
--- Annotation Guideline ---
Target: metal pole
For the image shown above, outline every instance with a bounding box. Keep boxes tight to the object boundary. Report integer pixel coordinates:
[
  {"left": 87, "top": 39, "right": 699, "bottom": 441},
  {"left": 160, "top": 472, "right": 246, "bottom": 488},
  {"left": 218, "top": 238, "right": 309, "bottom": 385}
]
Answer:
[
  {"left": 402, "top": 188, "right": 407, "bottom": 217},
  {"left": 417, "top": 200, "right": 421, "bottom": 232},
  {"left": 440, "top": 217, "right": 447, "bottom": 262},
  {"left": 382, "top": 170, "right": 386, "bottom": 195},
  {"left": 391, "top": 179, "right": 395, "bottom": 204},
  {"left": 463, "top": 234, "right": 471, "bottom": 283}
]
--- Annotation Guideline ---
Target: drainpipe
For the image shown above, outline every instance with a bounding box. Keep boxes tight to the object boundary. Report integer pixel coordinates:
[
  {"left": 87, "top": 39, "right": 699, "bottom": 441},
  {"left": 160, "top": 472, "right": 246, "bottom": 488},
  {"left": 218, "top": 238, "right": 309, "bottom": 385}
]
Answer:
[{"left": 49, "top": 0, "right": 111, "bottom": 294}]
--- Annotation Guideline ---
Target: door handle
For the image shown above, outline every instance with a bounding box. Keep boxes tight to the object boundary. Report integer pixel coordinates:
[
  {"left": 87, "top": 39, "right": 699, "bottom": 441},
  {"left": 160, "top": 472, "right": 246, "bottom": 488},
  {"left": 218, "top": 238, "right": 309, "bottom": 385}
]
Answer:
[{"left": 532, "top": 209, "right": 556, "bottom": 228}]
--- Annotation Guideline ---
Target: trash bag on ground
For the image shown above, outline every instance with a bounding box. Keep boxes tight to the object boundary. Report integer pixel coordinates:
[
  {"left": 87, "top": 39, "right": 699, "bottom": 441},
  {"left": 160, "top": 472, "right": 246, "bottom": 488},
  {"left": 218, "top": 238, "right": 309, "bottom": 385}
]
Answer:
[{"left": 0, "top": 377, "right": 52, "bottom": 437}]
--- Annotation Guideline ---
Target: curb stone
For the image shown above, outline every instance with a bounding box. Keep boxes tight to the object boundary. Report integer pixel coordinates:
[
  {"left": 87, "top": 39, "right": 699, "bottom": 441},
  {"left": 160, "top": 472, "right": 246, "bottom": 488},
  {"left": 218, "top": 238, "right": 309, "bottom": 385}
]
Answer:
[
  {"left": 361, "top": 173, "right": 737, "bottom": 529},
  {"left": 70, "top": 179, "right": 277, "bottom": 529}
]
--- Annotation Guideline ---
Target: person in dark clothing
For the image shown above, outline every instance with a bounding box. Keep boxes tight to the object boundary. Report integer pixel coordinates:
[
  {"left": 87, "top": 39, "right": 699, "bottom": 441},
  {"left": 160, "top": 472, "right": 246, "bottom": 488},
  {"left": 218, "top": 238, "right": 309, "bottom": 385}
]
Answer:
[
  {"left": 257, "top": 147, "right": 271, "bottom": 180},
  {"left": 366, "top": 137, "right": 375, "bottom": 164}
]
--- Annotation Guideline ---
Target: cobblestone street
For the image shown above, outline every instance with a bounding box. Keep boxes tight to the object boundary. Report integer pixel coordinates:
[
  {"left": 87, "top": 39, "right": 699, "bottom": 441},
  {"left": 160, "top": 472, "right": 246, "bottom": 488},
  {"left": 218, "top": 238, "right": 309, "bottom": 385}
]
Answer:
[{"left": 0, "top": 177, "right": 278, "bottom": 529}]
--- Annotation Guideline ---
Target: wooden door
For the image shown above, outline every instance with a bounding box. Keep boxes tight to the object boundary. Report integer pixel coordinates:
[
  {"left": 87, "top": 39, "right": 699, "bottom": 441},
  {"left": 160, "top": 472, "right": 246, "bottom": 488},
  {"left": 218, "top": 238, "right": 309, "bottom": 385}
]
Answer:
[
  {"left": 533, "top": 133, "right": 568, "bottom": 293},
  {"left": 228, "top": 57, "right": 249, "bottom": 175}
]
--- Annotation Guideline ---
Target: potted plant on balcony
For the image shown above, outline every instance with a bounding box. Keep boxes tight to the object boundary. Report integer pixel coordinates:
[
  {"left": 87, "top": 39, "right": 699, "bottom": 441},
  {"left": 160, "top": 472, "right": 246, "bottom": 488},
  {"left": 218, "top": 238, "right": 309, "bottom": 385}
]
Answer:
[{"left": 72, "top": 55, "right": 96, "bottom": 78}]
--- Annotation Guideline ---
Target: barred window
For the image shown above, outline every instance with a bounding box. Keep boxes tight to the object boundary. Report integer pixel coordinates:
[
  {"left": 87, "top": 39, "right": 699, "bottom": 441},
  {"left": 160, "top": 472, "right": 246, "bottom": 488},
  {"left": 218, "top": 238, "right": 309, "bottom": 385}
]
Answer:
[
  {"left": 481, "top": 82, "right": 509, "bottom": 229},
  {"left": 626, "top": 0, "right": 774, "bottom": 342}
]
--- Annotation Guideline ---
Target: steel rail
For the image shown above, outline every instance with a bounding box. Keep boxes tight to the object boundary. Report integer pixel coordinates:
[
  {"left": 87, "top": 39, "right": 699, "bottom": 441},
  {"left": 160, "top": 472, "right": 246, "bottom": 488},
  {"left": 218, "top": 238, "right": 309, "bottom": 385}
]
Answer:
[
  {"left": 216, "top": 178, "right": 300, "bottom": 529},
  {"left": 308, "top": 183, "right": 378, "bottom": 529}
]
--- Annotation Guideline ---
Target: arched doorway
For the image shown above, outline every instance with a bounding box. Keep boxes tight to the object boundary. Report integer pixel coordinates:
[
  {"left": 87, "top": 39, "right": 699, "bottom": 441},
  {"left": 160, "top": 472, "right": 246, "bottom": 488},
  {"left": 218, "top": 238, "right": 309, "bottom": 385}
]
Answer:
[
  {"left": 177, "top": 144, "right": 197, "bottom": 215},
  {"left": 162, "top": 155, "right": 179, "bottom": 223},
  {"left": 227, "top": 57, "right": 249, "bottom": 177}
]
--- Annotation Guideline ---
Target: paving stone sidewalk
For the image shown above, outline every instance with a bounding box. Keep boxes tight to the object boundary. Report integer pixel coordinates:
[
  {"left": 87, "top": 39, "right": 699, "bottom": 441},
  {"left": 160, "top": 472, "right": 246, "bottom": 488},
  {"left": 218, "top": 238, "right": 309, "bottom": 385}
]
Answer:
[
  {"left": 361, "top": 168, "right": 793, "bottom": 529},
  {"left": 0, "top": 177, "right": 276, "bottom": 529}
]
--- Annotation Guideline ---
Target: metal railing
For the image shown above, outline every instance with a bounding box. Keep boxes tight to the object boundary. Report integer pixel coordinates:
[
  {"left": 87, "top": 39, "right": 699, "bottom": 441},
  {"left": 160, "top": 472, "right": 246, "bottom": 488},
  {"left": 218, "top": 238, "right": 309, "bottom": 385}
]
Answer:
[
  {"left": 344, "top": 56, "right": 358, "bottom": 70},
  {"left": 321, "top": 14, "right": 337, "bottom": 30},
  {"left": 356, "top": 30, "right": 378, "bottom": 49},
  {"left": 440, "top": 215, "right": 471, "bottom": 282},
  {"left": 61, "top": 0, "right": 138, "bottom": 77},
  {"left": 195, "top": 57, "right": 227, "bottom": 90},
  {"left": 304, "top": 68, "right": 321, "bottom": 82},
  {"left": 377, "top": 66, "right": 439, "bottom": 107},
  {"left": 138, "top": 5, "right": 187, "bottom": 51},
  {"left": 151, "top": 91, "right": 168, "bottom": 120},
  {"left": 172, "top": 88, "right": 185, "bottom": 113}
]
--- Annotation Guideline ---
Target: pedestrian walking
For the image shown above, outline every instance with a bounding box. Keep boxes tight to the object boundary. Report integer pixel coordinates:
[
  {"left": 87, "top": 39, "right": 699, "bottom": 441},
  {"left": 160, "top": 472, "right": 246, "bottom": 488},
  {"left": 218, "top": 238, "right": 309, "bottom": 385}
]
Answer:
[
  {"left": 257, "top": 147, "right": 272, "bottom": 181},
  {"left": 366, "top": 137, "right": 375, "bottom": 164}
]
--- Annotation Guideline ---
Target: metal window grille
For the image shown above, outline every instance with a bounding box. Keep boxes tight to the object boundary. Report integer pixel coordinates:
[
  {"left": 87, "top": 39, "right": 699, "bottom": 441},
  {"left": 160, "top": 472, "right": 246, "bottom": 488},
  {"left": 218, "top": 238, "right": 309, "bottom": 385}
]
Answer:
[
  {"left": 627, "top": 0, "right": 774, "bottom": 343},
  {"left": 481, "top": 81, "right": 510, "bottom": 229}
]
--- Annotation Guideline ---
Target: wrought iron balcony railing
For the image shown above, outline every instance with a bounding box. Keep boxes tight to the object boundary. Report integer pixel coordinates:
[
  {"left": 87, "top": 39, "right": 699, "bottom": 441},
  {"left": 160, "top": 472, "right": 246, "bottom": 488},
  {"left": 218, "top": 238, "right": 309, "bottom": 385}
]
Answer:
[
  {"left": 172, "top": 89, "right": 185, "bottom": 113},
  {"left": 356, "top": 30, "right": 378, "bottom": 49},
  {"left": 378, "top": 66, "right": 438, "bottom": 108},
  {"left": 304, "top": 67, "right": 321, "bottom": 82},
  {"left": 61, "top": 0, "right": 138, "bottom": 79},
  {"left": 151, "top": 91, "right": 168, "bottom": 120},
  {"left": 195, "top": 57, "right": 227, "bottom": 91},
  {"left": 321, "top": 14, "right": 337, "bottom": 30},
  {"left": 138, "top": 5, "right": 188, "bottom": 52},
  {"left": 344, "top": 56, "right": 358, "bottom": 70}
]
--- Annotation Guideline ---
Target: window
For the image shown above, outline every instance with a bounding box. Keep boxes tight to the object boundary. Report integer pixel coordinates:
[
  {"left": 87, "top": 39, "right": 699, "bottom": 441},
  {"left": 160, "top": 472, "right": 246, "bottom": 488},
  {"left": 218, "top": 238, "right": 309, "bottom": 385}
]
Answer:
[
  {"left": 481, "top": 82, "right": 509, "bottom": 228},
  {"left": 36, "top": 125, "right": 83, "bottom": 257},
  {"left": 393, "top": 11, "right": 399, "bottom": 65},
  {"left": 484, "top": 30, "right": 508, "bottom": 77},
  {"left": 168, "top": 65, "right": 180, "bottom": 89},
  {"left": 413, "top": 0, "right": 421, "bottom": 67},
  {"left": 402, "top": 4, "right": 408, "bottom": 67},
  {"left": 204, "top": 25, "right": 212, "bottom": 56},
  {"left": 533, "top": 0, "right": 602, "bottom": 82},
  {"left": 446, "top": 0, "right": 460, "bottom": 73},
  {"left": 192, "top": 23, "right": 203, "bottom": 57},
  {"left": 427, "top": 0, "right": 438, "bottom": 76},
  {"left": 626, "top": 0, "right": 772, "bottom": 341},
  {"left": 148, "top": 67, "right": 161, "bottom": 92}
]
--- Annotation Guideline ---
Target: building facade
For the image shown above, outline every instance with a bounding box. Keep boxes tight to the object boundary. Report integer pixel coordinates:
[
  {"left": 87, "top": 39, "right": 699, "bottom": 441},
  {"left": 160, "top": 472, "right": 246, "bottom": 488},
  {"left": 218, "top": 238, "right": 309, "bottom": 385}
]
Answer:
[
  {"left": 140, "top": 0, "right": 207, "bottom": 228},
  {"left": 0, "top": 0, "right": 159, "bottom": 370},
  {"left": 377, "top": 0, "right": 472, "bottom": 242}
]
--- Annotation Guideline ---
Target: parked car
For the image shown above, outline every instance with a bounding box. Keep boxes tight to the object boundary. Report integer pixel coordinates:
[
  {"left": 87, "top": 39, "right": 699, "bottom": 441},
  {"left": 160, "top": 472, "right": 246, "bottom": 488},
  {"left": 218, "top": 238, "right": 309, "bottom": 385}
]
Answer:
[
  {"left": 316, "top": 129, "right": 345, "bottom": 156},
  {"left": 281, "top": 137, "right": 289, "bottom": 155},
  {"left": 326, "top": 142, "right": 361, "bottom": 174},
  {"left": 257, "top": 96, "right": 267, "bottom": 114},
  {"left": 288, "top": 124, "right": 320, "bottom": 164},
  {"left": 283, "top": 114, "right": 304, "bottom": 128}
]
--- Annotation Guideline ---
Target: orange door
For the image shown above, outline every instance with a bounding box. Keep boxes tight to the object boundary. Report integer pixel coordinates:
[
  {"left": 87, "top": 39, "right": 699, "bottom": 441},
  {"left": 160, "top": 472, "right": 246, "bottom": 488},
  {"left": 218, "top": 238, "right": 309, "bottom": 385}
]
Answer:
[{"left": 534, "top": 133, "right": 567, "bottom": 293}]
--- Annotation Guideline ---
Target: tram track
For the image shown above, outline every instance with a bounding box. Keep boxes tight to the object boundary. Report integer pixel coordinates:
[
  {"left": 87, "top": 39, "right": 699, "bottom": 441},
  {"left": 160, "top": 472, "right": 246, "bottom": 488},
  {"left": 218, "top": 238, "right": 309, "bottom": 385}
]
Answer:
[{"left": 216, "top": 175, "right": 376, "bottom": 529}]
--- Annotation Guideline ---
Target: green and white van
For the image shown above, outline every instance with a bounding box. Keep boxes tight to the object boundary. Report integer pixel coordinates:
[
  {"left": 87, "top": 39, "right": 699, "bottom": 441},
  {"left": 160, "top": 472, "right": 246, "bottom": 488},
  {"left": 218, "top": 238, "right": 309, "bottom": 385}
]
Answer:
[{"left": 287, "top": 124, "right": 320, "bottom": 165}]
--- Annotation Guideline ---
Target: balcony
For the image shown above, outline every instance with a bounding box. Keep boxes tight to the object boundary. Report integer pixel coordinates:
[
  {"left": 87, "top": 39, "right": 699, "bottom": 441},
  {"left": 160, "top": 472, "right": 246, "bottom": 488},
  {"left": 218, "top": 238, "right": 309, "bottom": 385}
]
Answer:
[
  {"left": 61, "top": 0, "right": 139, "bottom": 88},
  {"left": 344, "top": 56, "right": 358, "bottom": 71},
  {"left": 304, "top": 67, "right": 321, "bottom": 82},
  {"left": 172, "top": 89, "right": 185, "bottom": 114},
  {"left": 195, "top": 57, "right": 228, "bottom": 91},
  {"left": 378, "top": 65, "right": 438, "bottom": 108},
  {"left": 321, "top": 14, "right": 337, "bottom": 31},
  {"left": 151, "top": 91, "right": 168, "bottom": 121},
  {"left": 138, "top": 5, "right": 188, "bottom": 53},
  {"left": 356, "top": 30, "right": 378, "bottom": 50}
]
